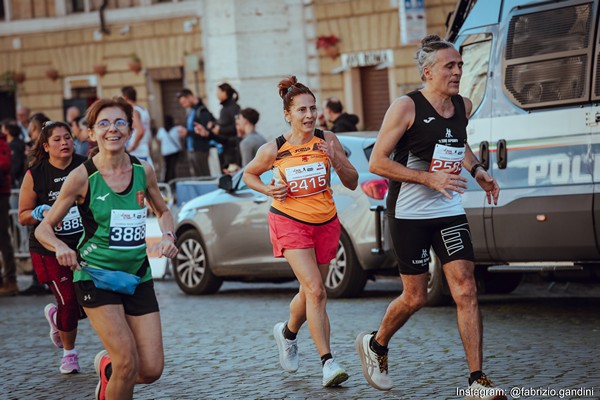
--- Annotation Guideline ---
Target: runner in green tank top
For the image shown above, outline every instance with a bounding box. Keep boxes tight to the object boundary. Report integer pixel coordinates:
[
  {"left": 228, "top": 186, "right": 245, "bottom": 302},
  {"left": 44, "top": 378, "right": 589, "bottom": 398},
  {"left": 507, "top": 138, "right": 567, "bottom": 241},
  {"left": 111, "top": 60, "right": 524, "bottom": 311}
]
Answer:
[
  {"left": 35, "top": 97, "right": 177, "bottom": 400},
  {"left": 75, "top": 153, "right": 150, "bottom": 282}
]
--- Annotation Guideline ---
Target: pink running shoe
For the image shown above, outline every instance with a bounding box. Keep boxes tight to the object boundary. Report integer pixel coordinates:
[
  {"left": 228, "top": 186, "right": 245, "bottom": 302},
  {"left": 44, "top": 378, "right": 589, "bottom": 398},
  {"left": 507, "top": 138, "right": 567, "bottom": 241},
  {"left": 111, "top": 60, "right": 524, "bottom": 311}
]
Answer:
[
  {"left": 95, "top": 350, "right": 111, "bottom": 400},
  {"left": 44, "top": 304, "right": 63, "bottom": 348},
  {"left": 60, "top": 353, "right": 80, "bottom": 374}
]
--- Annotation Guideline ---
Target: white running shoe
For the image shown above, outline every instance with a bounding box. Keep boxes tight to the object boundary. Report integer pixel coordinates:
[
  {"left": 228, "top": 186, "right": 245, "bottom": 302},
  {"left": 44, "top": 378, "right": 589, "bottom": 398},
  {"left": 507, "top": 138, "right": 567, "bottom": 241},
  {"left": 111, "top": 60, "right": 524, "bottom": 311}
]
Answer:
[
  {"left": 273, "top": 321, "right": 299, "bottom": 373},
  {"left": 355, "top": 331, "right": 392, "bottom": 391},
  {"left": 322, "top": 358, "right": 349, "bottom": 387},
  {"left": 464, "top": 373, "right": 507, "bottom": 400}
]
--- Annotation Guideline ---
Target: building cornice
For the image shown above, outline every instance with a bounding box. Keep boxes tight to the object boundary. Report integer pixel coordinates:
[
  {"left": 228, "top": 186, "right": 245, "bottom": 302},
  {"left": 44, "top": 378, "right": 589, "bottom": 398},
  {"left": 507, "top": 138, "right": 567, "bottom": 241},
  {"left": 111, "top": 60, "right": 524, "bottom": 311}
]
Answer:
[{"left": 0, "top": 0, "right": 203, "bottom": 36}]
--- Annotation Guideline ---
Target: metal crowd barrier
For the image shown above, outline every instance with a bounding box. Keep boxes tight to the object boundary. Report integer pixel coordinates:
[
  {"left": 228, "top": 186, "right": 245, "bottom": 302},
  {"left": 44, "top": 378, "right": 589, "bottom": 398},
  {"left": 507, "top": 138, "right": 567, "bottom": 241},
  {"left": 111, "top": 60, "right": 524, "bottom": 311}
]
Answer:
[{"left": 9, "top": 189, "right": 30, "bottom": 259}]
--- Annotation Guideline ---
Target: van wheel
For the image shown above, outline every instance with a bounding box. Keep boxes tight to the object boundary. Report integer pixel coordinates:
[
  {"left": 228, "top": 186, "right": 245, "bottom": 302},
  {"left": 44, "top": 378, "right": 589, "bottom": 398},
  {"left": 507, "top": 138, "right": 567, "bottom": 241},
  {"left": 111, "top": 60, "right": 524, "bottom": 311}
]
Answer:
[
  {"left": 325, "top": 230, "right": 368, "bottom": 298},
  {"left": 426, "top": 249, "right": 451, "bottom": 306},
  {"left": 483, "top": 271, "right": 523, "bottom": 294},
  {"left": 174, "top": 230, "right": 222, "bottom": 295}
]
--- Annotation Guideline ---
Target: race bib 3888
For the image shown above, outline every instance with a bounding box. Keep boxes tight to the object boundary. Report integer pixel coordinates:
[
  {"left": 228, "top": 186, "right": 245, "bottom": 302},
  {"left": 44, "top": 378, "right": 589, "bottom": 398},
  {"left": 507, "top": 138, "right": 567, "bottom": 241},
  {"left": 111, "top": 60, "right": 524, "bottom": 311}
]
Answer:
[{"left": 109, "top": 209, "right": 146, "bottom": 249}]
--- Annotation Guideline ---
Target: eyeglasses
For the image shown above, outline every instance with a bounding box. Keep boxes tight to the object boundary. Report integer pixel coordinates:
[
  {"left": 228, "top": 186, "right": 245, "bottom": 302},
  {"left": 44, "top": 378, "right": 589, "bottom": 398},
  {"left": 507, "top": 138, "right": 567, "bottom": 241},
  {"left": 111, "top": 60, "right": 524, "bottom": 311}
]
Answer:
[{"left": 95, "top": 119, "right": 129, "bottom": 132}]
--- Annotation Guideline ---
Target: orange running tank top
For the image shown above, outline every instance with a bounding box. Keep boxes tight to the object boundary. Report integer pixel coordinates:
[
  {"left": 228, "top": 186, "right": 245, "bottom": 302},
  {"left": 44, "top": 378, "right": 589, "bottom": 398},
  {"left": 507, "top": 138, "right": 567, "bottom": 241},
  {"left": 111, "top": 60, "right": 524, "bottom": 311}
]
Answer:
[{"left": 271, "top": 130, "right": 336, "bottom": 224}]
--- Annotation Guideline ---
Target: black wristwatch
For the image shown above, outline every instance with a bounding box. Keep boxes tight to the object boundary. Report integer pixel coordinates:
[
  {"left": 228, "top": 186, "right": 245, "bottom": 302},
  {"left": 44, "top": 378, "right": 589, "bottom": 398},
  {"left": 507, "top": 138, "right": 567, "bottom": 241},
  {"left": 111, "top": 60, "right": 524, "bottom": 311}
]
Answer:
[{"left": 470, "top": 163, "right": 485, "bottom": 178}]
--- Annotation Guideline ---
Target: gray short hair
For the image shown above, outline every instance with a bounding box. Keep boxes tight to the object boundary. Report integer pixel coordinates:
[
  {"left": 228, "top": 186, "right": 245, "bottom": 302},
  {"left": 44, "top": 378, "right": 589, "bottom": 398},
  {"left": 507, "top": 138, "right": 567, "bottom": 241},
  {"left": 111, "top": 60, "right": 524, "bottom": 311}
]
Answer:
[{"left": 415, "top": 34, "right": 455, "bottom": 81}]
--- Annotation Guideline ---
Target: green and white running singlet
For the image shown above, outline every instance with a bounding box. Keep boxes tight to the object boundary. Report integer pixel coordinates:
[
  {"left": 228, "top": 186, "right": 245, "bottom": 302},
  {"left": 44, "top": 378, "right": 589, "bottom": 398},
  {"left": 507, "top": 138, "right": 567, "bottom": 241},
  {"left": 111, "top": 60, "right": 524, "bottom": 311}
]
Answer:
[{"left": 74, "top": 155, "right": 152, "bottom": 283}]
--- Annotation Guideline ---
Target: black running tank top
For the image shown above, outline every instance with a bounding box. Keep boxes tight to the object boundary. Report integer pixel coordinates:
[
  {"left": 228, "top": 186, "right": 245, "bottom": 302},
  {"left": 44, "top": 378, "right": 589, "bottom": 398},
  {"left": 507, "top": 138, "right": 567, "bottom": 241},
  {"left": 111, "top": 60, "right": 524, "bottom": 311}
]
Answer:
[{"left": 386, "top": 91, "right": 468, "bottom": 219}]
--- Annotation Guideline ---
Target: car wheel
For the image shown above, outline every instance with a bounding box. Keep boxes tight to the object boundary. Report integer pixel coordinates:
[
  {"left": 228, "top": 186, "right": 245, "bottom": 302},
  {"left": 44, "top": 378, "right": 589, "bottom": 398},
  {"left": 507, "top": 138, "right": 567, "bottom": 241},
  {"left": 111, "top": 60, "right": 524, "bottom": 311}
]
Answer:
[
  {"left": 325, "top": 230, "right": 368, "bottom": 298},
  {"left": 174, "top": 230, "right": 222, "bottom": 295},
  {"left": 426, "top": 249, "right": 451, "bottom": 306}
]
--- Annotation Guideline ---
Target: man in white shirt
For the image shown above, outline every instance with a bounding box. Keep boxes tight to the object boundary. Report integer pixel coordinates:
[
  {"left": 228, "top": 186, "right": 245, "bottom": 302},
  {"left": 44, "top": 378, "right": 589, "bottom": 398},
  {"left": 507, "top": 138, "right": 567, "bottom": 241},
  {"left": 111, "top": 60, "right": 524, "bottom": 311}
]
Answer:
[{"left": 121, "top": 86, "right": 154, "bottom": 167}]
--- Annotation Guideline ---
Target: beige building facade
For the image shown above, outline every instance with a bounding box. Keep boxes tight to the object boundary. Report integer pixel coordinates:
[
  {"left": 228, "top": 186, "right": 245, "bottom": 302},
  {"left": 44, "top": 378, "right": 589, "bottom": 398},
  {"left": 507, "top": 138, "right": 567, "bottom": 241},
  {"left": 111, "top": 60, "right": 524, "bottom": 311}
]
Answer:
[
  {"left": 0, "top": 0, "right": 458, "bottom": 138},
  {"left": 313, "top": 0, "right": 458, "bottom": 131}
]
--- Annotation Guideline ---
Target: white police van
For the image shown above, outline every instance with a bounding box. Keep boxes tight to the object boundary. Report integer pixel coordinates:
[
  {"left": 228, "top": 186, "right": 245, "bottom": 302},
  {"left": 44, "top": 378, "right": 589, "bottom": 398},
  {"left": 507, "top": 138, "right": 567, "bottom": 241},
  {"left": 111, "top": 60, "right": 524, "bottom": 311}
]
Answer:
[{"left": 426, "top": 0, "right": 600, "bottom": 304}]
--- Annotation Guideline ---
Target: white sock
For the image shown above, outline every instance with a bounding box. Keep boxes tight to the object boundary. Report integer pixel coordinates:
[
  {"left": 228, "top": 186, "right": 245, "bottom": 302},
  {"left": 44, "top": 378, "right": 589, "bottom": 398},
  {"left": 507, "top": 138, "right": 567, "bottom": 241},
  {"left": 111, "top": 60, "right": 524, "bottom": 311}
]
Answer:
[{"left": 64, "top": 348, "right": 78, "bottom": 357}]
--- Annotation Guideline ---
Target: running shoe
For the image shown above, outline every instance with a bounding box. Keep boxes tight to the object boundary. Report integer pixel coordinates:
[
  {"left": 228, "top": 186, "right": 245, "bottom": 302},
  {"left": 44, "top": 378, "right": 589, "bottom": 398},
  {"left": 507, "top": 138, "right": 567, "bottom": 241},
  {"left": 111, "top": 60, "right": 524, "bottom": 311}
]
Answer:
[
  {"left": 44, "top": 303, "right": 63, "bottom": 349},
  {"left": 322, "top": 358, "right": 349, "bottom": 387},
  {"left": 94, "top": 350, "right": 111, "bottom": 400},
  {"left": 355, "top": 331, "right": 392, "bottom": 391},
  {"left": 465, "top": 373, "right": 507, "bottom": 400},
  {"left": 60, "top": 353, "right": 80, "bottom": 374},
  {"left": 273, "top": 321, "right": 299, "bottom": 372}
]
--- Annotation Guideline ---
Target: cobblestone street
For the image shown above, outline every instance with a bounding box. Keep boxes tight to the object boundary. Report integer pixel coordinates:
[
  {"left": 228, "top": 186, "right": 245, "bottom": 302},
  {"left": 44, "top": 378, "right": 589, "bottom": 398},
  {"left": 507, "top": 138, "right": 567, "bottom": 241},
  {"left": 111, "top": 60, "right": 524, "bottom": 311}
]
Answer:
[{"left": 1, "top": 277, "right": 598, "bottom": 399}]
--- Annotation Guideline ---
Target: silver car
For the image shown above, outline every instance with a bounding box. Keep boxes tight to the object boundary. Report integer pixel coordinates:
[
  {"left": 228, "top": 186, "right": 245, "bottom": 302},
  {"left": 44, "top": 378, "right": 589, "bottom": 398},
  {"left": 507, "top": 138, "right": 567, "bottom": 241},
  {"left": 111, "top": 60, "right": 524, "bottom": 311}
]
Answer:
[{"left": 173, "top": 132, "right": 396, "bottom": 298}]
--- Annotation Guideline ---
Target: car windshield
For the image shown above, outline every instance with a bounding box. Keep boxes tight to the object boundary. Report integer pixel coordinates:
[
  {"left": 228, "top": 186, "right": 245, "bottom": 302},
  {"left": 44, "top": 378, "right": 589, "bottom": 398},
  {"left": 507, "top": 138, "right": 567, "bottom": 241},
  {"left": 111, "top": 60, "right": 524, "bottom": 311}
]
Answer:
[
  {"left": 364, "top": 143, "right": 374, "bottom": 161},
  {"left": 234, "top": 169, "right": 272, "bottom": 191}
]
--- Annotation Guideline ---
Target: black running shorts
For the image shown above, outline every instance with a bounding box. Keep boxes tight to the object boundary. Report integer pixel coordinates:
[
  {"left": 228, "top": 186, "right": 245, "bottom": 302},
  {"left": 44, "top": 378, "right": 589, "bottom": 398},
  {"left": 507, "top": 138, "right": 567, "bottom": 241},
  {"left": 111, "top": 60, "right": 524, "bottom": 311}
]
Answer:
[
  {"left": 74, "top": 279, "right": 159, "bottom": 316},
  {"left": 389, "top": 214, "right": 474, "bottom": 275}
]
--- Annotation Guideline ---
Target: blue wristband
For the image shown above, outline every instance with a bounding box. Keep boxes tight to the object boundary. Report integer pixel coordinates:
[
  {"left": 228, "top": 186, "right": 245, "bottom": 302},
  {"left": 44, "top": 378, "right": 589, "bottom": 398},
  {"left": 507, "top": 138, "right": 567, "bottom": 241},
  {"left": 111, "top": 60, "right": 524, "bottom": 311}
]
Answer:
[{"left": 32, "top": 205, "right": 51, "bottom": 221}]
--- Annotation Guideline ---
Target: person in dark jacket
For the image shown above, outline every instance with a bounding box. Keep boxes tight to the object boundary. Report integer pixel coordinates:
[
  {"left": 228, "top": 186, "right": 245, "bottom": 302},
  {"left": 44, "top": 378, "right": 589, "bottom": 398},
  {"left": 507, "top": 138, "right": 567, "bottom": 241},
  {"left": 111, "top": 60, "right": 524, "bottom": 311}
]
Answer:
[
  {"left": 1, "top": 120, "right": 26, "bottom": 188},
  {"left": 177, "top": 88, "right": 217, "bottom": 177},
  {"left": 323, "top": 97, "right": 359, "bottom": 133},
  {"left": 0, "top": 129, "right": 18, "bottom": 296},
  {"left": 209, "top": 83, "right": 241, "bottom": 168}
]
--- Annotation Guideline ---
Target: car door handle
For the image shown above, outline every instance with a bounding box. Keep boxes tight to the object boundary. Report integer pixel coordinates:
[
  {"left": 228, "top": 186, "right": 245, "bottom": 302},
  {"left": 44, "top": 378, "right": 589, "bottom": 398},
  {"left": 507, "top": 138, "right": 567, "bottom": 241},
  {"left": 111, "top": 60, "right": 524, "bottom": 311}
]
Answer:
[
  {"left": 253, "top": 196, "right": 268, "bottom": 204},
  {"left": 479, "top": 141, "right": 489, "bottom": 171},
  {"left": 496, "top": 139, "right": 507, "bottom": 169}
]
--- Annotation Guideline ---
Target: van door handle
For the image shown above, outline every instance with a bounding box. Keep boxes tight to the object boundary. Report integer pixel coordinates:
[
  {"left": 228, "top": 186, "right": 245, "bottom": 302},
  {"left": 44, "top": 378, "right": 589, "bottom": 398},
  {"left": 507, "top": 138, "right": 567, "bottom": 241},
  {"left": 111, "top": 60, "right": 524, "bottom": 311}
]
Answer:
[
  {"left": 478, "top": 141, "right": 489, "bottom": 170},
  {"left": 496, "top": 139, "right": 507, "bottom": 169}
]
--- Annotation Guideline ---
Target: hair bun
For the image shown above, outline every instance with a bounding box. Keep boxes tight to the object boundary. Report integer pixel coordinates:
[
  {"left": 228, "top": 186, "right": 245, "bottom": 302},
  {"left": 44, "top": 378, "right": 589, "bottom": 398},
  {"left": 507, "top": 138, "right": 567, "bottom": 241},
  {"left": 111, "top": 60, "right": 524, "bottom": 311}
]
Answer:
[
  {"left": 421, "top": 34, "right": 442, "bottom": 48},
  {"left": 278, "top": 75, "right": 299, "bottom": 99}
]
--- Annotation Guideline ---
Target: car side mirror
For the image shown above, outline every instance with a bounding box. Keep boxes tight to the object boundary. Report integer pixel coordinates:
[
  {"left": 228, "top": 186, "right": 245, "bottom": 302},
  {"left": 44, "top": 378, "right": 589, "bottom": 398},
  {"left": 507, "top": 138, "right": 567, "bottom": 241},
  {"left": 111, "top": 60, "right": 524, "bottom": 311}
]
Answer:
[{"left": 218, "top": 174, "right": 233, "bottom": 192}]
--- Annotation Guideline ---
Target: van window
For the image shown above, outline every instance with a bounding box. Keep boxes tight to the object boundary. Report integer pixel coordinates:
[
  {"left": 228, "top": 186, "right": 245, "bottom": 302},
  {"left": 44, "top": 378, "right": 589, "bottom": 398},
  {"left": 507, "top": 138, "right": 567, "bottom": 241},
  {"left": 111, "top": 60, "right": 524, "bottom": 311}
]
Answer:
[
  {"left": 503, "top": 2, "right": 595, "bottom": 108},
  {"left": 460, "top": 34, "right": 492, "bottom": 116}
]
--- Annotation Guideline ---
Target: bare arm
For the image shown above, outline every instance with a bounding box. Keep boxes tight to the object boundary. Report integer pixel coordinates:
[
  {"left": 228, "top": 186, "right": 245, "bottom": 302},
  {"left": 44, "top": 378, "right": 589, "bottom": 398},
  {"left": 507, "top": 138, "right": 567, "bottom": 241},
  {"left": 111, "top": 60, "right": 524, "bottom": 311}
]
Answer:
[
  {"left": 127, "top": 109, "right": 145, "bottom": 152},
  {"left": 18, "top": 171, "right": 40, "bottom": 226},
  {"left": 242, "top": 141, "right": 288, "bottom": 202},
  {"left": 369, "top": 96, "right": 468, "bottom": 199},
  {"left": 143, "top": 162, "right": 178, "bottom": 258},
  {"left": 34, "top": 166, "right": 88, "bottom": 269},
  {"left": 321, "top": 131, "right": 358, "bottom": 190}
]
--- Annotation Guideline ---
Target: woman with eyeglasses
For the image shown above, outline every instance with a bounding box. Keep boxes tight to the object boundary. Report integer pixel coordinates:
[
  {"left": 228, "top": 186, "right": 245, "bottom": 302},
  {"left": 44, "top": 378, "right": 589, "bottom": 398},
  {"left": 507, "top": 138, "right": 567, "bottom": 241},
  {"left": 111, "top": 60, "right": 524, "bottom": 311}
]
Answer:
[
  {"left": 18, "top": 121, "right": 87, "bottom": 374},
  {"left": 34, "top": 98, "right": 177, "bottom": 400}
]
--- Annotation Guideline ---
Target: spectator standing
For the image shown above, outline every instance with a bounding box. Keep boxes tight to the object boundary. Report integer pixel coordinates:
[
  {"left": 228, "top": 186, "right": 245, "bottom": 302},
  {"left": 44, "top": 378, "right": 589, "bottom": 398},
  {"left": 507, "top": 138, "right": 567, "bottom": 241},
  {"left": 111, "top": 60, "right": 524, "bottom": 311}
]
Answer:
[
  {"left": 0, "top": 127, "right": 18, "bottom": 296},
  {"left": 323, "top": 98, "right": 359, "bottom": 133},
  {"left": 18, "top": 121, "right": 87, "bottom": 373},
  {"left": 71, "top": 116, "right": 90, "bottom": 157},
  {"left": 28, "top": 113, "right": 50, "bottom": 147},
  {"left": 177, "top": 88, "right": 217, "bottom": 177},
  {"left": 210, "top": 83, "right": 241, "bottom": 168},
  {"left": 236, "top": 108, "right": 266, "bottom": 167},
  {"left": 16, "top": 105, "right": 31, "bottom": 142},
  {"left": 156, "top": 115, "right": 183, "bottom": 182},
  {"left": 65, "top": 106, "right": 82, "bottom": 125},
  {"left": 122, "top": 86, "right": 154, "bottom": 167},
  {"left": 1, "top": 120, "right": 26, "bottom": 188}
]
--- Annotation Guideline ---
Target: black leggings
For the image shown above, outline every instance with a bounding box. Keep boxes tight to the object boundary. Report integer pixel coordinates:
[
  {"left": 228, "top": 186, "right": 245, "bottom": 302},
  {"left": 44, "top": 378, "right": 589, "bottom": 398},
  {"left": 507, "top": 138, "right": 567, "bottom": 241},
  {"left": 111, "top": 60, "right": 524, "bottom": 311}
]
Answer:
[{"left": 163, "top": 152, "right": 180, "bottom": 182}]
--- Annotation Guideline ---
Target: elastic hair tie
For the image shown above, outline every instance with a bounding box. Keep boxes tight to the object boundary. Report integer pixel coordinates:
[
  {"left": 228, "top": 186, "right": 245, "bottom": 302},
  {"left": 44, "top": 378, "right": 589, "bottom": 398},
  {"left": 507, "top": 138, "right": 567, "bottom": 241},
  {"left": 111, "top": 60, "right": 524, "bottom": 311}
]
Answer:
[{"left": 287, "top": 86, "right": 293, "bottom": 93}]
